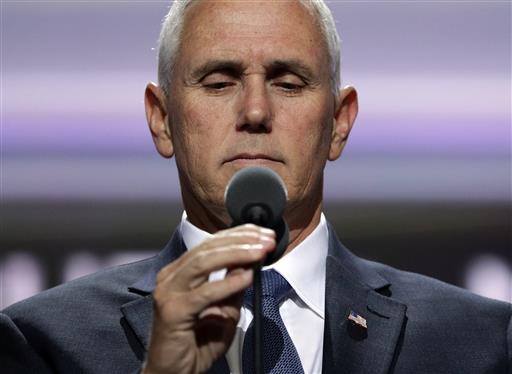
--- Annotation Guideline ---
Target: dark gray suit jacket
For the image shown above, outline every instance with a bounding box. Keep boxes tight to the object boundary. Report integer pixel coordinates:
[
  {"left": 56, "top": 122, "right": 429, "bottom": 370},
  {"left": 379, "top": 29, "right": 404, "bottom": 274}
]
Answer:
[{"left": 1, "top": 226, "right": 511, "bottom": 373}]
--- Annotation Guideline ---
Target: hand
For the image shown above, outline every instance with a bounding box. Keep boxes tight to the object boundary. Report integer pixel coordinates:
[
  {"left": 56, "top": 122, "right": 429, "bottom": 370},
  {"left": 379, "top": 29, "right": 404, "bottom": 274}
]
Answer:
[{"left": 142, "top": 224, "right": 275, "bottom": 374}]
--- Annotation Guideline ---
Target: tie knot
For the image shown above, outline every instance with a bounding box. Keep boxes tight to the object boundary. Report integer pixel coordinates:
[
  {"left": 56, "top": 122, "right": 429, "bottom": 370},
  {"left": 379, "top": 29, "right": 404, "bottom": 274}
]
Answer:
[{"left": 244, "top": 270, "right": 291, "bottom": 309}]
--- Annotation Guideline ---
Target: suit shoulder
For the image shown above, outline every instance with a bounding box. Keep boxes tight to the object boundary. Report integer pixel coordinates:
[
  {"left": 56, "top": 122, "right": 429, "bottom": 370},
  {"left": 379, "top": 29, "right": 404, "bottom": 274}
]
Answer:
[
  {"left": 0, "top": 256, "right": 156, "bottom": 373},
  {"left": 361, "top": 258, "right": 511, "bottom": 314},
  {"left": 2, "top": 255, "right": 155, "bottom": 319}
]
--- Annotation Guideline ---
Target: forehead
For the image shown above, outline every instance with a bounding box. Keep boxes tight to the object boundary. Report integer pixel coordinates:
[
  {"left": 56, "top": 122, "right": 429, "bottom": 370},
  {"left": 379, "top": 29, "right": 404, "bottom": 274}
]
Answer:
[{"left": 177, "top": 0, "right": 328, "bottom": 71}]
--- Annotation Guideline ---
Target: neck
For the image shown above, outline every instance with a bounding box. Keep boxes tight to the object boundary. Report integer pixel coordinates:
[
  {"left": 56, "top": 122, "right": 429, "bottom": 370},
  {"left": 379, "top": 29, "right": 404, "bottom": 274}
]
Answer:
[
  {"left": 283, "top": 193, "right": 323, "bottom": 255},
  {"left": 182, "top": 197, "right": 229, "bottom": 235}
]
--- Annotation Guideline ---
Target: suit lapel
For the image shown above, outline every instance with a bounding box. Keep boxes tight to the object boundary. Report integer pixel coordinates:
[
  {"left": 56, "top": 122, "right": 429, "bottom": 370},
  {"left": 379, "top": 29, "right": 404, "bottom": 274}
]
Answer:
[
  {"left": 120, "top": 294, "right": 154, "bottom": 352},
  {"left": 322, "top": 226, "right": 407, "bottom": 374},
  {"left": 120, "top": 230, "right": 186, "bottom": 354},
  {"left": 120, "top": 229, "right": 230, "bottom": 374}
]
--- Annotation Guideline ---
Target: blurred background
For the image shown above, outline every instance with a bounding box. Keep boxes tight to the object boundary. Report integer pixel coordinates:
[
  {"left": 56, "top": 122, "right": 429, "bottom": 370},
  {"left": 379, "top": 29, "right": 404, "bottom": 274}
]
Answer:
[{"left": 1, "top": 1, "right": 510, "bottom": 309}]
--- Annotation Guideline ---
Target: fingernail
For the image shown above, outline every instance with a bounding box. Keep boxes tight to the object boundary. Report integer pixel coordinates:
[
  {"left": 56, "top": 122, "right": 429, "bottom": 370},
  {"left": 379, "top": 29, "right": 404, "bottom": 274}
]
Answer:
[
  {"left": 246, "top": 243, "right": 265, "bottom": 250},
  {"left": 259, "top": 227, "right": 275, "bottom": 236}
]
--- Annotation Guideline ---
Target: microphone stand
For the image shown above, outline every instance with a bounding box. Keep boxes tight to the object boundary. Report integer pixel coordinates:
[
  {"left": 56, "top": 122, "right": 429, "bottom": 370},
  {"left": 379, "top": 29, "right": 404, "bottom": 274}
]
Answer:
[
  {"left": 253, "top": 260, "right": 263, "bottom": 374},
  {"left": 244, "top": 206, "right": 270, "bottom": 374},
  {"left": 246, "top": 210, "right": 288, "bottom": 374},
  {"left": 247, "top": 206, "right": 267, "bottom": 374}
]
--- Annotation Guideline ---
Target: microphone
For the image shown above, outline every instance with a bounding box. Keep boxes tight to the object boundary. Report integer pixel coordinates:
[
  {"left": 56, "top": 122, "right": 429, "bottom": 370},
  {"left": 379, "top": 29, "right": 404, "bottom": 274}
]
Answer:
[
  {"left": 225, "top": 166, "right": 289, "bottom": 374},
  {"left": 225, "top": 166, "right": 289, "bottom": 265}
]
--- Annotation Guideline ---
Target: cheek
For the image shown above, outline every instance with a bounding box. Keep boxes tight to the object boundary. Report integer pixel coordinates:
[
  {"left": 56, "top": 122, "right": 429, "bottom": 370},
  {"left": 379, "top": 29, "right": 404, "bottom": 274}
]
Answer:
[
  {"left": 272, "top": 99, "right": 332, "bottom": 195},
  {"left": 175, "top": 98, "right": 226, "bottom": 154},
  {"left": 276, "top": 97, "right": 332, "bottom": 155}
]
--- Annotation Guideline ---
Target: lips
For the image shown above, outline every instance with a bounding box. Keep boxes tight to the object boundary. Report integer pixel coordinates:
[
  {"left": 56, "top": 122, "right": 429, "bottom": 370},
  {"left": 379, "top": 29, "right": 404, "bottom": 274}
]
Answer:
[{"left": 225, "top": 153, "right": 282, "bottom": 163}]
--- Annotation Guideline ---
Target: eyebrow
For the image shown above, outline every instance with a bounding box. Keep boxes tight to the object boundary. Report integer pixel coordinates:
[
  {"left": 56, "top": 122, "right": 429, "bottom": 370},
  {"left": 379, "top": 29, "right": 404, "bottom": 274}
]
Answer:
[
  {"left": 190, "top": 59, "right": 245, "bottom": 81},
  {"left": 189, "top": 58, "right": 316, "bottom": 81},
  {"left": 266, "top": 59, "right": 315, "bottom": 81}
]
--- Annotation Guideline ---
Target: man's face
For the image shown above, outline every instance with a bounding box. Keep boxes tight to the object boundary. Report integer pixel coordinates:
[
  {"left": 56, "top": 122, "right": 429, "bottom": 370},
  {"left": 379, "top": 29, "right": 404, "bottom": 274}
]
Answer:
[{"left": 158, "top": 0, "right": 350, "bottom": 223}]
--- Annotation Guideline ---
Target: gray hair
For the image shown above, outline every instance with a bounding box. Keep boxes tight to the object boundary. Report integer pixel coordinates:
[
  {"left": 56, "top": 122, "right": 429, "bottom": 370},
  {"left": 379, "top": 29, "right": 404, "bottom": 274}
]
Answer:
[{"left": 157, "top": 0, "right": 341, "bottom": 96}]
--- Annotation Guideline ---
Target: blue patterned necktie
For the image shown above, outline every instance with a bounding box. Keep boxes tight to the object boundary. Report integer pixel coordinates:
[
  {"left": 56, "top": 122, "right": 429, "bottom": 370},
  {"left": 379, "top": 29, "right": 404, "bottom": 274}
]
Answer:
[{"left": 242, "top": 269, "right": 305, "bottom": 374}]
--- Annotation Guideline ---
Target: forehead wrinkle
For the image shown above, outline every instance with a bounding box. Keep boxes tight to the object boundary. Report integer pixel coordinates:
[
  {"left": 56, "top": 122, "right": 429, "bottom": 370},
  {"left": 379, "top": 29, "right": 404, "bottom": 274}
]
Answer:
[
  {"left": 176, "top": 0, "right": 330, "bottom": 86},
  {"left": 182, "top": 0, "right": 322, "bottom": 45},
  {"left": 190, "top": 57, "right": 316, "bottom": 77},
  {"left": 188, "top": 0, "right": 306, "bottom": 29}
]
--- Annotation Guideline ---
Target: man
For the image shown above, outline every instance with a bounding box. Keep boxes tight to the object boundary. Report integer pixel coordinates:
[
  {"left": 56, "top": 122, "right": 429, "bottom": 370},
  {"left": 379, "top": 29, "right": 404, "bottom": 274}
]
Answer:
[{"left": 1, "top": 1, "right": 510, "bottom": 373}]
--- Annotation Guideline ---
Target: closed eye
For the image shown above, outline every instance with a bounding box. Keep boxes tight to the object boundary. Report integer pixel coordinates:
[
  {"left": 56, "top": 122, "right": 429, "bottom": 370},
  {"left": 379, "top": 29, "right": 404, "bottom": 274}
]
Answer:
[
  {"left": 272, "top": 77, "right": 306, "bottom": 95},
  {"left": 274, "top": 82, "right": 304, "bottom": 91},
  {"left": 203, "top": 81, "right": 236, "bottom": 90},
  {"left": 199, "top": 70, "right": 239, "bottom": 93}
]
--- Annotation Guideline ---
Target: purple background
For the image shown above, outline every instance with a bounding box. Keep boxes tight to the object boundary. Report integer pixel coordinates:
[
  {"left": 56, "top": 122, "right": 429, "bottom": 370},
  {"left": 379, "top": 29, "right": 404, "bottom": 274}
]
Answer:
[{"left": 2, "top": 1, "right": 510, "bottom": 201}]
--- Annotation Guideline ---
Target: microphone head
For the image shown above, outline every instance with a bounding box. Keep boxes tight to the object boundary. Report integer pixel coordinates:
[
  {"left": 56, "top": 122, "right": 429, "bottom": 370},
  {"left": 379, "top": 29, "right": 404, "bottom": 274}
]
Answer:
[
  {"left": 224, "top": 166, "right": 287, "bottom": 227},
  {"left": 224, "top": 166, "right": 289, "bottom": 265}
]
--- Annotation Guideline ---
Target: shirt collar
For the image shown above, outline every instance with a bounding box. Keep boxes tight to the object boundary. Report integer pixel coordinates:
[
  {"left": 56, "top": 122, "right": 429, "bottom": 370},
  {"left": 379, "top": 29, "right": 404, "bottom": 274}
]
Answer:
[
  {"left": 266, "top": 214, "right": 327, "bottom": 319},
  {"left": 180, "top": 211, "right": 211, "bottom": 250},
  {"left": 180, "top": 211, "right": 328, "bottom": 319}
]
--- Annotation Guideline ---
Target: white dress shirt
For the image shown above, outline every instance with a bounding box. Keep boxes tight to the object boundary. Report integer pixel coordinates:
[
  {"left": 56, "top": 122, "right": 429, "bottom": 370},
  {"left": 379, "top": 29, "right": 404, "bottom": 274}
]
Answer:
[{"left": 180, "top": 212, "right": 328, "bottom": 374}]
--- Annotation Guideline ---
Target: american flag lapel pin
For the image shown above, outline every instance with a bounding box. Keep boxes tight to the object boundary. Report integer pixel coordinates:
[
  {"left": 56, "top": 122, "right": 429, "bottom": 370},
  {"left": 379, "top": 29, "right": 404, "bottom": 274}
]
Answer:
[{"left": 348, "top": 310, "right": 367, "bottom": 329}]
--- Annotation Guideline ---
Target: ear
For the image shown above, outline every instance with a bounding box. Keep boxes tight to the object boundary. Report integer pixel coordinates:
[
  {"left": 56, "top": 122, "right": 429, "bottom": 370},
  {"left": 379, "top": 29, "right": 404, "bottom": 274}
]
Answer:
[
  {"left": 328, "top": 86, "right": 358, "bottom": 161},
  {"left": 144, "top": 82, "right": 174, "bottom": 158}
]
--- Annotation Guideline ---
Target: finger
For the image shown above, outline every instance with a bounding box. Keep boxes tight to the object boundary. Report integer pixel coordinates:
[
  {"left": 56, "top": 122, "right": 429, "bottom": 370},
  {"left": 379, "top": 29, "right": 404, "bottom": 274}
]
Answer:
[
  {"left": 197, "top": 267, "right": 248, "bottom": 319},
  {"left": 161, "top": 239, "right": 274, "bottom": 290},
  {"left": 184, "top": 268, "right": 254, "bottom": 316},
  {"left": 154, "top": 268, "right": 253, "bottom": 324},
  {"left": 156, "top": 225, "right": 275, "bottom": 284},
  {"left": 216, "top": 223, "right": 275, "bottom": 238},
  {"left": 157, "top": 224, "right": 273, "bottom": 279}
]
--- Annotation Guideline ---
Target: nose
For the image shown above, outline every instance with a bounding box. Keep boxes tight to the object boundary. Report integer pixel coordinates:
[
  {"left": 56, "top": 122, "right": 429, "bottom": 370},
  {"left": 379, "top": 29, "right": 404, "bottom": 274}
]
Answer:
[{"left": 236, "top": 76, "right": 272, "bottom": 133}]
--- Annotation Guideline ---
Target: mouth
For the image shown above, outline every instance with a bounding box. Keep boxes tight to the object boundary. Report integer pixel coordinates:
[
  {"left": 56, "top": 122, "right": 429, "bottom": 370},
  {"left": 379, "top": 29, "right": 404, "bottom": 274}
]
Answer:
[{"left": 224, "top": 153, "right": 283, "bottom": 164}]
